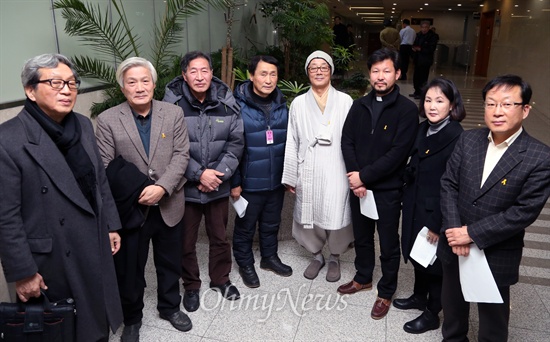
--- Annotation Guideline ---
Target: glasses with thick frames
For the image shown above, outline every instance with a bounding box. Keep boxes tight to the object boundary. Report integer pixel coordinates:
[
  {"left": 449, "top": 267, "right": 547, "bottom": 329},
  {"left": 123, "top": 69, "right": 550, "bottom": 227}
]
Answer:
[
  {"left": 484, "top": 102, "right": 524, "bottom": 110},
  {"left": 33, "top": 79, "right": 81, "bottom": 90},
  {"left": 307, "top": 66, "right": 330, "bottom": 73}
]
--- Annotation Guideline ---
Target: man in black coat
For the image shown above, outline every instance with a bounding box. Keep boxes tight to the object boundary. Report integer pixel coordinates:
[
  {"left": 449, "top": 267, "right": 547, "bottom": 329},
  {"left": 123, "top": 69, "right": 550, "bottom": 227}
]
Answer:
[
  {"left": 338, "top": 48, "right": 419, "bottom": 320},
  {"left": 410, "top": 21, "right": 439, "bottom": 98}
]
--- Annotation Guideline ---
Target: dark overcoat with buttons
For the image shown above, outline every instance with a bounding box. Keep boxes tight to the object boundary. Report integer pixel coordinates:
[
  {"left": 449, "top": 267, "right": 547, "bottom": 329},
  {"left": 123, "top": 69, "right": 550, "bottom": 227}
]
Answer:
[
  {"left": 401, "top": 120, "right": 463, "bottom": 273},
  {"left": 0, "top": 109, "right": 123, "bottom": 341},
  {"left": 437, "top": 128, "right": 550, "bottom": 286}
]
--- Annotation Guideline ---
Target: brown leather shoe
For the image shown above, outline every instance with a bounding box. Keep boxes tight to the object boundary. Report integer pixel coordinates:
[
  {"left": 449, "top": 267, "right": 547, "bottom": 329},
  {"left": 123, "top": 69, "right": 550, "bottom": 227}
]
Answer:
[
  {"left": 337, "top": 280, "right": 372, "bottom": 295},
  {"left": 371, "top": 297, "right": 392, "bottom": 320}
]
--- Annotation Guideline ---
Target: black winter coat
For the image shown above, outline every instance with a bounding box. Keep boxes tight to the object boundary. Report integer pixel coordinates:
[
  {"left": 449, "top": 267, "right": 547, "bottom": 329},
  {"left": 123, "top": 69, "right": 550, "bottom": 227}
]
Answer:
[{"left": 401, "top": 120, "right": 463, "bottom": 273}]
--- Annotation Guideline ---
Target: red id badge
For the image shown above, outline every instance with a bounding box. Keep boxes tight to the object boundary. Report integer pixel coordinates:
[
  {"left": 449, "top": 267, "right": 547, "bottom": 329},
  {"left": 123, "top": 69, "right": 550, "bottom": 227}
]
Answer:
[{"left": 266, "top": 129, "right": 274, "bottom": 144}]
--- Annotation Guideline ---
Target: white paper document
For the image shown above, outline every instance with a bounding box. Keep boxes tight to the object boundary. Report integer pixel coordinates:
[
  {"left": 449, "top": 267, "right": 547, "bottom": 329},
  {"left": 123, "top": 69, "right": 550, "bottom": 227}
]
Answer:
[
  {"left": 410, "top": 227, "right": 438, "bottom": 268},
  {"left": 230, "top": 196, "right": 248, "bottom": 218},
  {"left": 360, "top": 190, "right": 379, "bottom": 220},
  {"left": 458, "top": 244, "right": 503, "bottom": 303}
]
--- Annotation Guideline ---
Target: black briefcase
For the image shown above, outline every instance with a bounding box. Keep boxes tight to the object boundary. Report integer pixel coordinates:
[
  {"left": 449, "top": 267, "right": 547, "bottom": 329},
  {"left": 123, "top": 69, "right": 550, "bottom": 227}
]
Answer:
[{"left": 0, "top": 292, "right": 75, "bottom": 341}]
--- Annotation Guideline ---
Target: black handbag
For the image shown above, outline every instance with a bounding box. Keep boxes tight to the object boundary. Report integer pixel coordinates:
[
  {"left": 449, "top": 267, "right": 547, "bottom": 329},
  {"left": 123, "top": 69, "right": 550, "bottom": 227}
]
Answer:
[{"left": 0, "top": 291, "right": 75, "bottom": 341}]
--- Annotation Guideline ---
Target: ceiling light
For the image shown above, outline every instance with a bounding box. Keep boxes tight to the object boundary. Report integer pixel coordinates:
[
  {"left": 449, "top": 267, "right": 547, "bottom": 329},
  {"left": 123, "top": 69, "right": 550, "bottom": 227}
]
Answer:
[
  {"left": 457, "top": 4, "right": 462, "bottom": 6},
  {"left": 349, "top": 7, "right": 384, "bottom": 10},
  {"left": 356, "top": 12, "right": 385, "bottom": 16}
]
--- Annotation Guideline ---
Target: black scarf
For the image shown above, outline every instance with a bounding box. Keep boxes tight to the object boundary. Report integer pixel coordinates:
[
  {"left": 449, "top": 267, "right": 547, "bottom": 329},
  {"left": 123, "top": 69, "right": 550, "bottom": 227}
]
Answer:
[{"left": 24, "top": 99, "right": 98, "bottom": 214}]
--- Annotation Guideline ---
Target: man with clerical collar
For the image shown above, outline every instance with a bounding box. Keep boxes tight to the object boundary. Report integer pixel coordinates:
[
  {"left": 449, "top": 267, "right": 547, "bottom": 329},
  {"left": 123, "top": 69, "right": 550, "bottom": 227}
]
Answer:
[
  {"left": 96, "top": 57, "right": 191, "bottom": 341},
  {"left": 339, "top": 47, "right": 419, "bottom": 320},
  {"left": 230, "top": 55, "right": 292, "bottom": 288},
  {"left": 163, "top": 51, "right": 244, "bottom": 312}
]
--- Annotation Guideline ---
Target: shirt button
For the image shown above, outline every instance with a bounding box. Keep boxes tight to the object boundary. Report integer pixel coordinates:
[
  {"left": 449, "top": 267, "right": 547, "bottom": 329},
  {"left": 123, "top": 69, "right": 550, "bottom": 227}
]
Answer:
[
  {"left": 41, "top": 186, "right": 48, "bottom": 194},
  {"left": 59, "top": 218, "right": 65, "bottom": 226},
  {"left": 66, "top": 250, "right": 71, "bottom": 257},
  {"left": 148, "top": 169, "right": 153, "bottom": 174}
]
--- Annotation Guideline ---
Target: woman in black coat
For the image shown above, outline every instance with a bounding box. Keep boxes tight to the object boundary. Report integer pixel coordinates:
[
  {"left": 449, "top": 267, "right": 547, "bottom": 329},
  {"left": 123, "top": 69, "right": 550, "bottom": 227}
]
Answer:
[{"left": 394, "top": 77, "right": 466, "bottom": 334}]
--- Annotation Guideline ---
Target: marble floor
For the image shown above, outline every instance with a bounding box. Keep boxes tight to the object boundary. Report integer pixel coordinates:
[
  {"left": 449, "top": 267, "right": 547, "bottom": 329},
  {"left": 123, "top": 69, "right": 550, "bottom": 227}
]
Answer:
[{"left": 108, "top": 69, "right": 550, "bottom": 342}]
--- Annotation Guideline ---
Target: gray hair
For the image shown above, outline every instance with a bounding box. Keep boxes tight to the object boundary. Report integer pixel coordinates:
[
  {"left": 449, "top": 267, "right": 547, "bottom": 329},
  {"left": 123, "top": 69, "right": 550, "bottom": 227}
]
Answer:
[
  {"left": 21, "top": 54, "right": 78, "bottom": 89},
  {"left": 116, "top": 57, "right": 158, "bottom": 87}
]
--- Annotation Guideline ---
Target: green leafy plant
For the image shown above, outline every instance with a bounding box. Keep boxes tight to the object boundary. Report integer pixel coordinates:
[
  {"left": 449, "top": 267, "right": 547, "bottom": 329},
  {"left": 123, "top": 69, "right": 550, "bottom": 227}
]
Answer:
[
  {"left": 54, "top": 0, "right": 229, "bottom": 116},
  {"left": 260, "top": 0, "right": 332, "bottom": 81},
  {"left": 331, "top": 44, "right": 357, "bottom": 76},
  {"left": 277, "top": 79, "right": 310, "bottom": 106},
  {"left": 232, "top": 67, "right": 250, "bottom": 84},
  {"left": 341, "top": 72, "right": 369, "bottom": 91}
]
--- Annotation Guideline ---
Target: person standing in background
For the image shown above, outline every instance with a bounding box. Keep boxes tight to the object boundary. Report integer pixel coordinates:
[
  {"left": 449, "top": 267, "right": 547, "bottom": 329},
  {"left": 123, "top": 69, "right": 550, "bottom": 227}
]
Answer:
[
  {"left": 399, "top": 19, "right": 416, "bottom": 81},
  {"left": 380, "top": 19, "right": 401, "bottom": 51},
  {"left": 410, "top": 21, "right": 439, "bottom": 99}
]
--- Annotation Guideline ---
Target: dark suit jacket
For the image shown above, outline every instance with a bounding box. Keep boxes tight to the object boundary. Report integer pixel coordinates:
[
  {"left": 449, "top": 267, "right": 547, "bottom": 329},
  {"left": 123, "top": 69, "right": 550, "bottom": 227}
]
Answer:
[
  {"left": 0, "top": 109, "right": 123, "bottom": 341},
  {"left": 95, "top": 100, "right": 190, "bottom": 227},
  {"left": 438, "top": 128, "right": 550, "bottom": 286}
]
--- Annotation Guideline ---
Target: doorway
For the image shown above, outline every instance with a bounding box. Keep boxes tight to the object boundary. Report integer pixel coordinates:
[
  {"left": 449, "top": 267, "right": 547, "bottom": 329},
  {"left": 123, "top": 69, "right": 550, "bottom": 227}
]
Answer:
[{"left": 475, "top": 11, "right": 495, "bottom": 77}]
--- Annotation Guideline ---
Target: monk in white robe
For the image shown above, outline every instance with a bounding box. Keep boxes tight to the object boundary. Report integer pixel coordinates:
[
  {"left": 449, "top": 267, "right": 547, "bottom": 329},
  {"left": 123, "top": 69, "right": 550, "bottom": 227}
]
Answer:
[{"left": 282, "top": 51, "right": 353, "bottom": 282}]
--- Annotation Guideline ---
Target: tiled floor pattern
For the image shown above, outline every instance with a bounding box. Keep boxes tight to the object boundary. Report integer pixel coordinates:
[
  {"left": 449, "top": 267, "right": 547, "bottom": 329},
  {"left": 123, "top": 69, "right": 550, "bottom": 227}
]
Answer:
[{"left": 109, "top": 70, "right": 550, "bottom": 341}]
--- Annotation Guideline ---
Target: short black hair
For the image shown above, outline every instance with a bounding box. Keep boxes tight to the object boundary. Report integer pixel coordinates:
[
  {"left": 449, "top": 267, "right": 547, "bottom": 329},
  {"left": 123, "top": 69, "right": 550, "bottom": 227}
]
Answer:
[
  {"left": 419, "top": 77, "right": 466, "bottom": 122},
  {"left": 248, "top": 55, "right": 279, "bottom": 75},
  {"left": 367, "top": 47, "right": 400, "bottom": 71},
  {"left": 180, "top": 51, "right": 212, "bottom": 73},
  {"left": 334, "top": 16, "right": 341, "bottom": 20},
  {"left": 482, "top": 74, "right": 532, "bottom": 105},
  {"left": 403, "top": 19, "right": 410, "bottom": 25}
]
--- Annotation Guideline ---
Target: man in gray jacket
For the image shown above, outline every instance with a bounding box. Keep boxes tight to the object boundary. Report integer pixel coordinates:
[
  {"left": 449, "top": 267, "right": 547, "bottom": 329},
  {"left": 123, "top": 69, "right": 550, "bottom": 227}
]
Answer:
[{"left": 164, "top": 51, "right": 244, "bottom": 312}]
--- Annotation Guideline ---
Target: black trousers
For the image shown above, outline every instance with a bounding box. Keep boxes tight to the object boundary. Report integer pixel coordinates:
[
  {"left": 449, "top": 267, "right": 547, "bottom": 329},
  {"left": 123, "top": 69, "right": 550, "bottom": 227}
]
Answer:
[
  {"left": 350, "top": 189, "right": 402, "bottom": 299},
  {"left": 412, "top": 267, "right": 442, "bottom": 314},
  {"left": 232, "top": 188, "right": 285, "bottom": 267},
  {"left": 413, "top": 62, "right": 432, "bottom": 95},
  {"left": 441, "top": 256, "right": 511, "bottom": 342},
  {"left": 399, "top": 45, "right": 413, "bottom": 77},
  {"left": 117, "top": 206, "right": 183, "bottom": 325}
]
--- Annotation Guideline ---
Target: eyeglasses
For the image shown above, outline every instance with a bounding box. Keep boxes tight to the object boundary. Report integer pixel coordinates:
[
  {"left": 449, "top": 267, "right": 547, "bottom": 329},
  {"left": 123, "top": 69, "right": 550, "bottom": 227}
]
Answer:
[
  {"left": 33, "top": 79, "right": 81, "bottom": 90},
  {"left": 484, "top": 102, "right": 524, "bottom": 110},
  {"left": 307, "top": 66, "right": 330, "bottom": 73}
]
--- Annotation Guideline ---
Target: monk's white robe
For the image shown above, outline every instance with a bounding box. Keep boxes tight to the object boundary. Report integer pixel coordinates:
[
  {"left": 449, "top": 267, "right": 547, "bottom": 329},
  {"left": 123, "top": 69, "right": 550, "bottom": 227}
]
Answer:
[{"left": 282, "top": 86, "right": 352, "bottom": 230}]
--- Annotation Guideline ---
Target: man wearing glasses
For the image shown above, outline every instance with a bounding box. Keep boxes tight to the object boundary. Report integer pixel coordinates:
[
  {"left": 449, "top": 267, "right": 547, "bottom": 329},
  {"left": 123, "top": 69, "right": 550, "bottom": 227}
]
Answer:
[
  {"left": 438, "top": 74, "right": 550, "bottom": 341},
  {"left": 0, "top": 53, "right": 123, "bottom": 341},
  {"left": 282, "top": 50, "right": 354, "bottom": 283}
]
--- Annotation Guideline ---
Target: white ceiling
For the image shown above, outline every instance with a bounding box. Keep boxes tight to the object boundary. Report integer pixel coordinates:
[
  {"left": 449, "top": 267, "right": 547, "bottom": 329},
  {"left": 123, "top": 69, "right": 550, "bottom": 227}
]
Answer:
[{"left": 327, "top": 0, "right": 485, "bottom": 24}]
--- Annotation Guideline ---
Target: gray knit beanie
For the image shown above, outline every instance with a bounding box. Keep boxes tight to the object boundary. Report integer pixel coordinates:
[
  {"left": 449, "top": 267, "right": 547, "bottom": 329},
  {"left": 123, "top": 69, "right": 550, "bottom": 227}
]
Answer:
[{"left": 305, "top": 50, "right": 334, "bottom": 75}]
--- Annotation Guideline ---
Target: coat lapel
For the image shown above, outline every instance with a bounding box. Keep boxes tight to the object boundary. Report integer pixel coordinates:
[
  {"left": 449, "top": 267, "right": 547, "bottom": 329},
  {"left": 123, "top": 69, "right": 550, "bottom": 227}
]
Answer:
[
  {"left": 477, "top": 131, "right": 526, "bottom": 197},
  {"left": 119, "top": 102, "right": 149, "bottom": 163},
  {"left": 148, "top": 100, "right": 165, "bottom": 161},
  {"left": 20, "top": 111, "right": 94, "bottom": 214}
]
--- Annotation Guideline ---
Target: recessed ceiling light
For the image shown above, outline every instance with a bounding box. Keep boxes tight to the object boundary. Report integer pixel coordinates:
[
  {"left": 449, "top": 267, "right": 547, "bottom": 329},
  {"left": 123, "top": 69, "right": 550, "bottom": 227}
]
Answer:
[
  {"left": 515, "top": 4, "right": 519, "bottom": 7},
  {"left": 458, "top": 4, "right": 462, "bottom": 6},
  {"left": 425, "top": 3, "right": 429, "bottom": 5}
]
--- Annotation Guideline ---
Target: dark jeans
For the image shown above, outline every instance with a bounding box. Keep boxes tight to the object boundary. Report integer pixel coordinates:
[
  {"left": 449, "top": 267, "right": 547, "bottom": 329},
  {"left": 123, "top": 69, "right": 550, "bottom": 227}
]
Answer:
[
  {"left": 441, "top": 256, "right": 511, "bottom": 342},
  {"left": 119, "top": 206, "right": 183, "bottom": 325},
  {"left": 413, "top": 62, "right": 432, "bottom": 94},
  {"left": 181, "top": 197, "right": 232, "bottom": 290},
  {"left": 232, "top": 188, "right": 285, "bottom": 267},
  {"left": 350, "top": 189, "right": 402, "bottom": 299},
  {"left": 399, "top": 45, "right": 413, "bottom": 77}
]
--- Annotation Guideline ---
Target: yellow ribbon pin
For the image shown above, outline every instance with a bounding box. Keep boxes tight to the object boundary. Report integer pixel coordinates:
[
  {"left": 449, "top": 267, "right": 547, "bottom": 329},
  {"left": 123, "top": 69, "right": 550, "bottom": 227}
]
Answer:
[
  {"left": 162, "top": 133, "right": 166, "bottom": 138},
  {"left": 425, "top": 149, "right": 430, "bottom": 154},
  {"left": 384, "top": 125, "right": 388, "bottom": 130},
  {"left": 501, "top": 179, "right": 507, "bottom": 185}
]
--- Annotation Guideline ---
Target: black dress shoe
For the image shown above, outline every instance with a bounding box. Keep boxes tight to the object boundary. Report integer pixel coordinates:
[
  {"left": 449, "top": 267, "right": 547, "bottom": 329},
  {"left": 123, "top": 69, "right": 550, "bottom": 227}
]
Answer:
[
  {"left": 210, "top": 281, "right": 240, "bottom": 300},
  {"left": 260, "top": 255, "right": 293, "bottom": 277},
  {"left": 159, "top": 310, "right": 193, "bottom": 332},
  {"left": 121, "top": 321, "right": 141, "bottom": 342},
  {"left": 403, "top": 309, "right": 440, "bottom": 334},
  {"left": 183, "top": 289, "right": 200, "bottom": 312},
  {"left": 393, "top": 294, "right": 427, "bottom": 310},
  {"left": 239, "top": 265, "right": 260, "bottom": 288}
]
